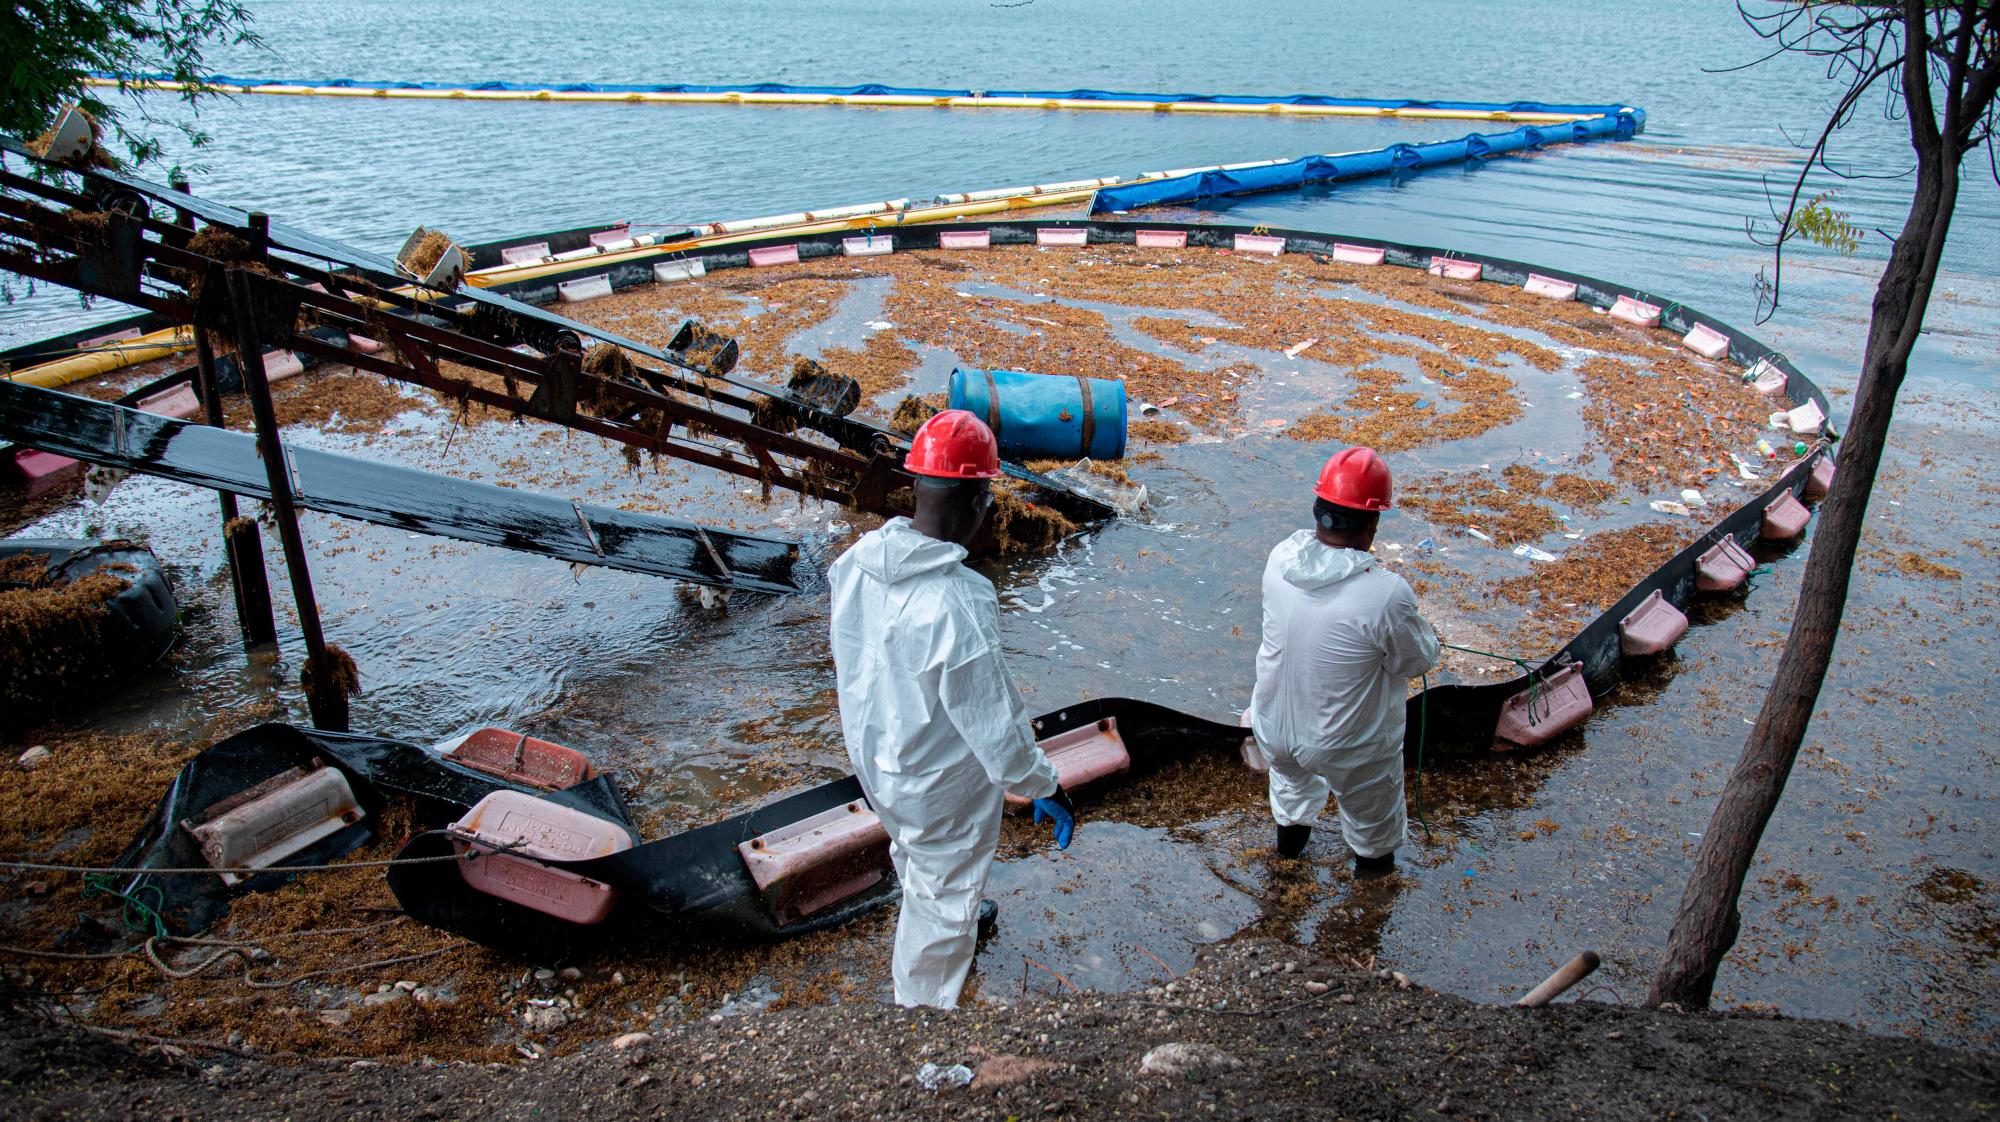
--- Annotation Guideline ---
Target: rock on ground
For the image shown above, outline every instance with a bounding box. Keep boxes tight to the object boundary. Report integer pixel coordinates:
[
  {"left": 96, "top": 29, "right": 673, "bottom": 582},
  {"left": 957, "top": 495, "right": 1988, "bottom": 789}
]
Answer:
[{"left": 1139, "top": 1041, "right": 1243, "bottom": 1077}]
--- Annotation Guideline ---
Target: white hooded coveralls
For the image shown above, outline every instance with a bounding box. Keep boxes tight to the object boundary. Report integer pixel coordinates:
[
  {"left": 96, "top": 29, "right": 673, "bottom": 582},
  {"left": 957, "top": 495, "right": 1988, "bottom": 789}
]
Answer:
[
  {"left": 1249, "top": 530, "right": 1440, "bottom": 858},
  {"left": 829, "top": 518, "right": 1059, "bottom": 1009}
]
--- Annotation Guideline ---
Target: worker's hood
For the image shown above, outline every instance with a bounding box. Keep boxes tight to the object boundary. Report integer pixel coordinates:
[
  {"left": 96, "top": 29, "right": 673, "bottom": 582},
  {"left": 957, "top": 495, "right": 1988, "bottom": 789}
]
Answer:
[
  {"left": 846, "top": 517, "right": 968, "bottom": 584},
  {"left": 1275, "top": 529, "right": 1374, "bottom": 589}
]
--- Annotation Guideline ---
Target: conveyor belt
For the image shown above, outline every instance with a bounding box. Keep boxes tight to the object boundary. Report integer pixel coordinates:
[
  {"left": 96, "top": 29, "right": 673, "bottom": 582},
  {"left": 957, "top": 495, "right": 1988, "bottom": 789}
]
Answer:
[
  {"left": 0, "top": 138, "right": 902, "bottom": 450},
  {"left": 0, "top": 378, "right": 804, "bottom": 594}
]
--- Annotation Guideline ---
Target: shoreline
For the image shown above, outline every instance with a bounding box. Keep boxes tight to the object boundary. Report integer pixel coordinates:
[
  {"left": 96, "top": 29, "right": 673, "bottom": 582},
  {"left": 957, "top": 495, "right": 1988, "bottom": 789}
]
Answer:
[{"left": 5, "top": 939, "right": 1994, "bottom": 1120}]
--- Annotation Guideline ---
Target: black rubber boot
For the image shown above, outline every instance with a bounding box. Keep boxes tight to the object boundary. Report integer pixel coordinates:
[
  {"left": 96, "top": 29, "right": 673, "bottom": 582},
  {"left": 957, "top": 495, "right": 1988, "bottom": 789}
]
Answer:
[
  {"left": 1275, "top": 824, "right": 1312, "bottom": 858},
  {"left": 977, "top": 899, "right": 999, "bottom": 938},
  {"left": 1353, "top": 850, "right": 1396, "bottom": 878}
]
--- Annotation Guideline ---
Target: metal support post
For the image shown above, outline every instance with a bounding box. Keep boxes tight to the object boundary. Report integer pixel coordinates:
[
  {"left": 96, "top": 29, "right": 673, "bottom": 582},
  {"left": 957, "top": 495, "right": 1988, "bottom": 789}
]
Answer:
[{"left": 224, "top": 256, "right": 348, "bottom": 730}]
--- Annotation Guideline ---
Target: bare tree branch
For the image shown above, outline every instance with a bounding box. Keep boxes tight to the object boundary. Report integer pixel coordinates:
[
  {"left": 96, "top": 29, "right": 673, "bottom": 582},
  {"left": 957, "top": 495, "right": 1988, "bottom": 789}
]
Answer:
[{"left": 1752, "top": 53, "right": 1904, "bottom": 321}]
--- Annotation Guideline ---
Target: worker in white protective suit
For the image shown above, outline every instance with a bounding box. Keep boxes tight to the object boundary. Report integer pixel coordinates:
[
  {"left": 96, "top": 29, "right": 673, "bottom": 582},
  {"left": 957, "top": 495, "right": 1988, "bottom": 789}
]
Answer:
[
  {"left": 1249, "top": 446, "right": 1439, "bottom": 874},
  {"left": 828, "top": 409, "right": 1077, "bottom": 1009}
]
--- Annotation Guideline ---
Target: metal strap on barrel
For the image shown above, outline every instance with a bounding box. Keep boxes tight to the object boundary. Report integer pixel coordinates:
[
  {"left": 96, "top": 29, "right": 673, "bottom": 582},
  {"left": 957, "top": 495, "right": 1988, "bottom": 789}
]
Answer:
[
  {"left": 982, "top": 370, "right": 1001, "bottom": 439},
  {"left": 1075, "top": 376, "right": 1096, "bottom": 456}
]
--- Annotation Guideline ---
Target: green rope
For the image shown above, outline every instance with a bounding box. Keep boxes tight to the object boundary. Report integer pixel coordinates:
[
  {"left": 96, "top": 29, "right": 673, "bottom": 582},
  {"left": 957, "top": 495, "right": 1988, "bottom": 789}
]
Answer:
[
  {"left": 81, "top": 873, "right": 167, "bottom": 938},
  {"left": 1412, "top": 671, "right": 1433, "bottom": 842},
  {"left": 1440, "top": 641, "right": 1535, "bottom": 670},
  {"left": 1442, "top": 641, "right": 1552, "bottom": 726}
]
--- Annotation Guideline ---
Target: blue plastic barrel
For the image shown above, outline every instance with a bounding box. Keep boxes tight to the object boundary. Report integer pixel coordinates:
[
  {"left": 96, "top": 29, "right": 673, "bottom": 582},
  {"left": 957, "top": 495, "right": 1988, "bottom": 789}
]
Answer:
[{"left": 948, "top": 368, "right": 1126, "bottom": 461}]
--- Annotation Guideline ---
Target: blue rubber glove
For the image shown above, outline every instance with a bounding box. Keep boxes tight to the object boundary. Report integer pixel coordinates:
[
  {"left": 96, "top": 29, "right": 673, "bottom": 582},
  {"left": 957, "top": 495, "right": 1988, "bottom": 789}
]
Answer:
[{"left": 1031, "top": 786, "right": 1076, "bottom": 851}]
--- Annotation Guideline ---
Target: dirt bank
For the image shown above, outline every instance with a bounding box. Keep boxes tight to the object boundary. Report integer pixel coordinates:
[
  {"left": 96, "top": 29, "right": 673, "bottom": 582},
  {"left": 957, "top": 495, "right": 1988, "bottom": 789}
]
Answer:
[{"left": 5, "top": 939, "right": 1993, "bottom": 1121}]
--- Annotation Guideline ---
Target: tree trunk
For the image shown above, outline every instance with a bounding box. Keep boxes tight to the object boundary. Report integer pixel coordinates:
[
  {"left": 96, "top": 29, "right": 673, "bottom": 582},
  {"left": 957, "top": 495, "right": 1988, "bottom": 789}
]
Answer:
[{"left": 1646, "top": 138, "right": 1964, "bottom": 1009}]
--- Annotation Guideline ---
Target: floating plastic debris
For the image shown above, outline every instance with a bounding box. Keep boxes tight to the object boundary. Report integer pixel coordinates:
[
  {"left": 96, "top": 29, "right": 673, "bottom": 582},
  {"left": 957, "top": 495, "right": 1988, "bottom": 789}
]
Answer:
[
  {"left": 1679, "top": 488, "right": 1707, "bottom": 508},
  {"left": 1649, "top": 500, "right": 1692, "bottom": 517},
  {"left": 1047, "top": 459, "right": 1149, "bottom": 517},
  {"left": 1513, "top": 544, "right": 1558, "bottom": 562}
]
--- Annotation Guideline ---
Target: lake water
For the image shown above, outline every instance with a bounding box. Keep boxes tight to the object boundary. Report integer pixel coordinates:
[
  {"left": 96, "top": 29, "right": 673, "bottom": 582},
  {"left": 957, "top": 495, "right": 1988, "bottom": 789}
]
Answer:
[
  {"left": 4, "top": 0, "right": 1997, "bottom": 1048},
  {"left": 6, "top": 0, "right": 1997, "bottom": 389}
]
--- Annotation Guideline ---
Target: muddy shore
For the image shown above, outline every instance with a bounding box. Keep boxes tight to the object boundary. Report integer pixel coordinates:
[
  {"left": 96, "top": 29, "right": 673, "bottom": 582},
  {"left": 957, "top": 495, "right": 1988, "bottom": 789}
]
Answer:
[{"left": 5, "top": 940, "right": 1994, "bottom": 1121}]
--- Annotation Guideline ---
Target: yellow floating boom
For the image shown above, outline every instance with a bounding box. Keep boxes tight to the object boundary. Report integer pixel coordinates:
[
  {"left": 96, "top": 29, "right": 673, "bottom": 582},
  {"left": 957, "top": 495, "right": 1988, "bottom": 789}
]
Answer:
[
  {"left": 87, "top": 77, "right": 1601, "bottom": 124},
  {"left": 4, "top": 326, "right": 197, "bottom": 388}
]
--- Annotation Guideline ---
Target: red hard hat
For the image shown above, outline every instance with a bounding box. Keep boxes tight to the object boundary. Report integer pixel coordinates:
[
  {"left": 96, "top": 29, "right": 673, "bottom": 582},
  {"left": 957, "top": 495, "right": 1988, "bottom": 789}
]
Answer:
[
  {"left": 905, "top": 409, "right": 1003, "bottom": 479},
  {"left": 1314, "top": 446, "right": 1392, "bottom": 511}
]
